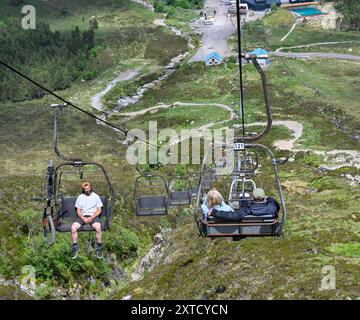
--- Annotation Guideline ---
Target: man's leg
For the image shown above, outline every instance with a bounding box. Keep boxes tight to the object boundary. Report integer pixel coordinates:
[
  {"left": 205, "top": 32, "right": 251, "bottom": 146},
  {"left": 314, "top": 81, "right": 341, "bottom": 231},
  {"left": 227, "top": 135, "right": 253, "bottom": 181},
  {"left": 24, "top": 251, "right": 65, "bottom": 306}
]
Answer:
[
  {"left": 70, "top": 222, "right": 82, "bottom": 259},
  {"left": 92, "top": 222, "right": 103, "bottom": 259},
  {"left": 71, "top": 222, "right": 81, "bottom": 244},
  {"left": 92, "top": 222, "right": 102, "bottom": 243}
]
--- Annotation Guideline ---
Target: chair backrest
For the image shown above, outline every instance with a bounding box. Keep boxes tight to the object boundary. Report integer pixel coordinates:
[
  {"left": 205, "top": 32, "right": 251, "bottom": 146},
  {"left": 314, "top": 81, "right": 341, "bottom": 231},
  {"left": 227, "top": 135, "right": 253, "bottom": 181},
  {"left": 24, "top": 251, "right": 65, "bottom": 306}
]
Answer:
[
  {"left": 170, "top": 191, "right": 191, "bottom": 200},
  {"left": 138, "top": 196, "right": 167, "bottom": 209},
  {"left": 59, "top": 196, "right": 108, "bottom": 218}
]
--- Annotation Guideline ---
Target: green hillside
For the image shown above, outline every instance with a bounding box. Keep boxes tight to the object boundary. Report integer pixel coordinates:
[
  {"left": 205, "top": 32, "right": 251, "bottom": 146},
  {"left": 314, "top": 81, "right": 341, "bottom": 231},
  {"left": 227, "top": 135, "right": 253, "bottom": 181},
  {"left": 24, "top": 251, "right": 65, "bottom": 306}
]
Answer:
[{"left": 0, "top": 1, "right": 359, "bottom": 300}]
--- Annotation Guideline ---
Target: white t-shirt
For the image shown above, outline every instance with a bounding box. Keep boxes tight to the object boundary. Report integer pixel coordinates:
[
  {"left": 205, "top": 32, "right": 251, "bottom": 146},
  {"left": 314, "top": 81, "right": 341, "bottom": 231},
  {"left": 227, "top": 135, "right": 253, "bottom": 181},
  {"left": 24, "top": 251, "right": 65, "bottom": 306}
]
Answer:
[{"left": 75, "top": 192, "right": 103, "bottom": 217}]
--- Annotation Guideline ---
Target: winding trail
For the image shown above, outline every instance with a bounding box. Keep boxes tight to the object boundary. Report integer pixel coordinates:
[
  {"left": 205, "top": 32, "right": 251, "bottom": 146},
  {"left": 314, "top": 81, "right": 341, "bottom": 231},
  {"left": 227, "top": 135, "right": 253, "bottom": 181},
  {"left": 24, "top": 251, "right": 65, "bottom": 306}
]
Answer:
[
  {"left": 91, "top": 69, "right": 140, "bottom": 113},
  {"left": 271, "top": 51, "right": 360, "bottom": 61},
  {"left": 275, "top": 41, "right": 360, "bottom": 53},
  {"left": 280, "top": 18, "right": 301, "bottom": 42},
  {"left": 272, "top": 41, "right": 360, "bottom": 61},
  {"left": 248, "top": 120, "right": 303, "bottom": 151},
  {"left": 118, "top": 101, "right": 237, "bottom": 119}
]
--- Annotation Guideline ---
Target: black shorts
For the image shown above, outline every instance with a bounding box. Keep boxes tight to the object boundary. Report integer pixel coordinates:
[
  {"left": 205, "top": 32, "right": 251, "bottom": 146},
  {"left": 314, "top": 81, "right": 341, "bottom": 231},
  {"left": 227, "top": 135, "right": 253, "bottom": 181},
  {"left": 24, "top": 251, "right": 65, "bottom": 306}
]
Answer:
[{"left": 73, "top": 216, "right": 101, "bottom": 227}]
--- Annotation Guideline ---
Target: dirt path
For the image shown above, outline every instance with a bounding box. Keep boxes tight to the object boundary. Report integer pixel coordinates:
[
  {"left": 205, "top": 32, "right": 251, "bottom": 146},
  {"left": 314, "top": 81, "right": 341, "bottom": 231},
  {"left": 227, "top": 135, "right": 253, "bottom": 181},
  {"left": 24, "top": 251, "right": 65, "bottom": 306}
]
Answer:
[
  {"left": 248, "top": 120, "right": 303, "bottom": 151},
  {"left": 118, "top": 101, "right": 237, "bottom": 119},
  {"left": 271, "top": 51, "right": 360, "bottom": 61},
  {"left": 275, "top": 41, "right": 360, "bottom": 53},
  {"left": 90, "top": 69, "right": 140, "bottom": 112},
  {"left": 272, "top": 41, "right": 360, "bottom": 61},
  {"left": 280, "top": 18, "right": 301, "bottom": 42}
]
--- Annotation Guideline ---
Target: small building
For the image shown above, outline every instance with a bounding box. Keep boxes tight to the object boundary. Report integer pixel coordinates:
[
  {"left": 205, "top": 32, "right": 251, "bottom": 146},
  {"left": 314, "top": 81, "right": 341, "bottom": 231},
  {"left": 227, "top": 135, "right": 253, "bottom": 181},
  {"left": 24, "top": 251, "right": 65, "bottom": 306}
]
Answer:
[
  {"left": 204, "top": 52, "right": 223, "bottom": 66},
  {"left": 248, "top": 48, "right": 270, "bottom": 67},
  {"left": 243, "top": 0, "right": 280, "bottom": 11}
]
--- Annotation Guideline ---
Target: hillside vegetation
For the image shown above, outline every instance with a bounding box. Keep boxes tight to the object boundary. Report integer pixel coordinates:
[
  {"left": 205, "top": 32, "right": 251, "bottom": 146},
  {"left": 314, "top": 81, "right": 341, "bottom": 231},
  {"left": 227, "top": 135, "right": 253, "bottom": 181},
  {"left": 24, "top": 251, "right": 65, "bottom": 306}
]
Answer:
[{"left": 0, "top": 0, "right": 359, "bottom": 300}]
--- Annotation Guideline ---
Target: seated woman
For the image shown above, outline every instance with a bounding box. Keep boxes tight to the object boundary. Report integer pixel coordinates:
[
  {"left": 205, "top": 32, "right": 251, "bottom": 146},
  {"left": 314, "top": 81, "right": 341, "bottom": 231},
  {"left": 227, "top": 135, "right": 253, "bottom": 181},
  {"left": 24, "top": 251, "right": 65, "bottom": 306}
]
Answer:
[
  {"left": 201, "top": 188, "right": 234, "bottom": 221},
  {"left": 249, "top": 188, "right": 280, "bottom": 218}
]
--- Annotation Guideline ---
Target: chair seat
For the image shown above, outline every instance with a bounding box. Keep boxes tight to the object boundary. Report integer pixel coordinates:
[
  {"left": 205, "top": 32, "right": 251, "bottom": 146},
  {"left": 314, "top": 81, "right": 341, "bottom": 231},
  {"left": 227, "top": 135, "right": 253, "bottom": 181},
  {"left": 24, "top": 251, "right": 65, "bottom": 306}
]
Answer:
[
  {"left": 56, "top": 196, "right": 110, "bottom": 232},
  {"left": 207, "top": 214, "right": 276, "bottom": 224},
  {"left": 136, "top": 196, "right": 168, "bottom": 216},
  {"left": 56, "top": 217, "right": 108, "bottom": 232},
  {"left": 170, "top": 191, "right": 191, "bottom": 206}
]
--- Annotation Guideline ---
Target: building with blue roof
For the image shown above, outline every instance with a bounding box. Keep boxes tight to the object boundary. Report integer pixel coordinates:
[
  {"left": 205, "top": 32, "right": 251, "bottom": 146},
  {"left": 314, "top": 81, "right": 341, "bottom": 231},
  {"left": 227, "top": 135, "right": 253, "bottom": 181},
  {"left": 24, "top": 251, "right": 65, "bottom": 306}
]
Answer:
[
  {"left": 243, "top": 0, "right": 281, "bottom": 11},
  {"left": 204, "top": 51, "right": 223, "bottom": 66},
  {"left": 248, "top": 48, "right": 270, "bottom": 67}
]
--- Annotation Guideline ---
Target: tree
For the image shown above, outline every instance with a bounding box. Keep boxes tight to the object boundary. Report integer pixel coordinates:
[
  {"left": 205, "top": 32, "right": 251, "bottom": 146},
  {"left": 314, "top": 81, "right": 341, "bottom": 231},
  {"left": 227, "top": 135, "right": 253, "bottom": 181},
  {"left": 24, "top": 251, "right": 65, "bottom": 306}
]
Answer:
[
  {"left": 9, "top": 0, "right": 24, "bottom": 6},
  {"left": 89, "top": 16, "right": 98, "bottom": 30},
  {"left": 154, "top": 1, "right": 165, "bottom": 13}
]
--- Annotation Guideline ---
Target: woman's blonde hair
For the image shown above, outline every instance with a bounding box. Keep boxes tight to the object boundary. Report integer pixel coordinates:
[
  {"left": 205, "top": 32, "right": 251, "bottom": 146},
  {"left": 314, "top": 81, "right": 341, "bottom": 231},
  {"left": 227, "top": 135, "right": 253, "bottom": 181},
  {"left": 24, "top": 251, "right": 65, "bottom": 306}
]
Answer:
[{"left": 207, "top": 188, "right": 223, "bottom": 207}]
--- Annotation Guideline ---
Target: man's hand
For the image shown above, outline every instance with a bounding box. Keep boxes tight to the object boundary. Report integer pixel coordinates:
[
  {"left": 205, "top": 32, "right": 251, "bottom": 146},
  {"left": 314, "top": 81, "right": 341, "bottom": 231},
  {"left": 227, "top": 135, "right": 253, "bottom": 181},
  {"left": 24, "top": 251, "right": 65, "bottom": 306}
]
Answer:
[
  {"left": 82, "top": 216, "right": 91, "bottom": 224},
  {"left": 87, "top": 216, "right": 94, "bottom": 224}
]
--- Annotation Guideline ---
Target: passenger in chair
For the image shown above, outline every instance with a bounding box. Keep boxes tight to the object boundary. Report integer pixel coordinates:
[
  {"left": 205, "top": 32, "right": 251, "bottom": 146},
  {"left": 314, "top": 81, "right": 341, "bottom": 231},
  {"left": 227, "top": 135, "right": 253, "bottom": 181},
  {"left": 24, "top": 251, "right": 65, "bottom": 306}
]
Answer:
[
  {"left": 249, "top": 188, "right": 280, "bottom": 218},
  {"left": 209, "top": 188, "right": 280, "bottom": 221},
  {"left": 71, "top": 181, "right": 104, "bottom": 260},
  {"left": 201, "top": 188, "right": 234, "bottom": 221}
]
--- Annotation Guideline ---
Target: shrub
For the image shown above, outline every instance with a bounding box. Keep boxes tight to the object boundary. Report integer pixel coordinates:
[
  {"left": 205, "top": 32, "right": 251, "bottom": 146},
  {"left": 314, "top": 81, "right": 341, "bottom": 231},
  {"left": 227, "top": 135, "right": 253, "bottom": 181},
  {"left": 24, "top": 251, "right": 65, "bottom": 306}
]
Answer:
[{"left": 82, "top": 70, "right": 97, "bottom": 81}]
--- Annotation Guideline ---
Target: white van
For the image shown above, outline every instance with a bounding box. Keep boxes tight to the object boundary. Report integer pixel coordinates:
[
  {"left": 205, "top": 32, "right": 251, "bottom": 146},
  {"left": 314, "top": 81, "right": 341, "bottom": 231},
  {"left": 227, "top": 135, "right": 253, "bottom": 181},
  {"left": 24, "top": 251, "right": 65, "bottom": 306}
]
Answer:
[{"left": 239, "top": 3, "right": 248, "bottom": 15}]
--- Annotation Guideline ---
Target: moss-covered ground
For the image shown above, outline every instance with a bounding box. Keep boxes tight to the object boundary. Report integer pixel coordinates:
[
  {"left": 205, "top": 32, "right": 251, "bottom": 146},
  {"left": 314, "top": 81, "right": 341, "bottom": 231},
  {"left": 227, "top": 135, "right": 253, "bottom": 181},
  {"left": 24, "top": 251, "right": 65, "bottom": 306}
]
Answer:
[{"left": 0, "top": 2, "right": 359, "bottom": 300}]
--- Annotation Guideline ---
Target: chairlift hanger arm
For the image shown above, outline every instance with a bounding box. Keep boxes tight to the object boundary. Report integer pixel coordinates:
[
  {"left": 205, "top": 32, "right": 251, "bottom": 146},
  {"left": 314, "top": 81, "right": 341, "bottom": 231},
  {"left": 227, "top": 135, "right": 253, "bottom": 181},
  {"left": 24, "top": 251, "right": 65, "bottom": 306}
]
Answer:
[
  {"left": 52, "top": 104, "right": 82, "bottom": 162},
  {"left": 134, "top": 174, "right": 169, "bottom": 200},
  {"left": 55, "top": 161, "right": 116, "bottom": 201},
  {"left": 235, "top": 54, "right": 273, "bottom": 142},
  {"left": 244, "top": 143, "right": 287, "bottom": 229}
]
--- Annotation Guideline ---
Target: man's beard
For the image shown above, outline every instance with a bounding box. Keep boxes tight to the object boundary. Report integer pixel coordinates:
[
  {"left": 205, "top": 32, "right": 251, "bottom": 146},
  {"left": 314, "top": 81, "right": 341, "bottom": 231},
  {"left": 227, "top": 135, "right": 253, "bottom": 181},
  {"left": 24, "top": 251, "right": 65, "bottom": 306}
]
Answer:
[{"left": 85, "top": 190, "right": 92, "bottom": 196}]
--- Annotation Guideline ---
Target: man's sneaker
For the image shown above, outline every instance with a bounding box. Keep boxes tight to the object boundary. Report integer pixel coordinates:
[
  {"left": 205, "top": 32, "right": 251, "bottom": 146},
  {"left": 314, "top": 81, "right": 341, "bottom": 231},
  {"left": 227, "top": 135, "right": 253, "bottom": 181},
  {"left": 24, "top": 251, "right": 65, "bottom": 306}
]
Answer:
[
  {"left": 71, "top": 246, "right": 80, "bottom": 259},
  {"left": 96, "top": 247, "right": 103, "bottom": 259}
]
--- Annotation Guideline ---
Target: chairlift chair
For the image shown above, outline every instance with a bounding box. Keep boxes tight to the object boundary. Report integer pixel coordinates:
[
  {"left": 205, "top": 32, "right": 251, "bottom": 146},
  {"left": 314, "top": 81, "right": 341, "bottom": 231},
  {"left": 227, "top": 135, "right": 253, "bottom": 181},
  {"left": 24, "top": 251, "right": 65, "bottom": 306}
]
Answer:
[
  {"left": 193, "top": 55, "right": 287, "bottom": 238},
  {"left": 168, "top": 175, "right": 192, "bottom": 207},
  {"left": 134, "top": 174, "right": 169, "bottom": 216},
  {"left": 194, "top": 143, "right": 286, "bottom": 238},
  {"left": 43, "top": 160, "right": 115, "bottom": 244},
  {"left": 41, "top": 104, "right": 116, "bottom": 245}
]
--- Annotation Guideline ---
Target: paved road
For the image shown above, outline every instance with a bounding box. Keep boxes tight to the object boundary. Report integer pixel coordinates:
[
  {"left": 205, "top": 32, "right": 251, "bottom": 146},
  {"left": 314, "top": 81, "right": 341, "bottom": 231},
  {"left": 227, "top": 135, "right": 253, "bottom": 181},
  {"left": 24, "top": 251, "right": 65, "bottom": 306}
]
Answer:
[
  {"left": 191, "top": 0, "right": 236, "bottom": 61},
  {"left": 191, "top": 1, "right": 265, "bottom": 62},
  {"left": 270, "top": 51, "right": 360, "bottom": 61}
]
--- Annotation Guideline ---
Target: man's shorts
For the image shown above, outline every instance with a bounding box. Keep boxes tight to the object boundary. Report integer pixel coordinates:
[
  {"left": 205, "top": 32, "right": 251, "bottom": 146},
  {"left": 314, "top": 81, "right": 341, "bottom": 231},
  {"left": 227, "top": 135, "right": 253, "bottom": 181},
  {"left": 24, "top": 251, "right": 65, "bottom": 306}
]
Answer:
[{"left": 73, "top": 216, "right": 101, "bottom": 228}]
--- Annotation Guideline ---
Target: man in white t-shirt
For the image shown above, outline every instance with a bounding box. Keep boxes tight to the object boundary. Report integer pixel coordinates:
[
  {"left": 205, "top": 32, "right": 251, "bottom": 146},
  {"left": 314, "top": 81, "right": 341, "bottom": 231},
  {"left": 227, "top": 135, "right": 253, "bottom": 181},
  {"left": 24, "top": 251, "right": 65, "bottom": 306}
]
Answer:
[{"left": 71, "top": 181, "right": 104, "bottom": 259}]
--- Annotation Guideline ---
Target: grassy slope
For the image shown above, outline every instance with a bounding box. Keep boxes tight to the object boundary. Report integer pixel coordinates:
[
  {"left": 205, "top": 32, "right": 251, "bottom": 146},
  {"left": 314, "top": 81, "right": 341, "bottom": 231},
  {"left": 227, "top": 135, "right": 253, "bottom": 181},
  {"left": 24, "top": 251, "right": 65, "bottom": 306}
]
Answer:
[
  {"left": 235, "top": 9, "right": 360, "bottom": 125},
  {"left": 111, "top": 57, "right": 360, "bottom": 298},
  {"left": 110, "top": 10, "right": 360, "bottom": 300},
  {"left": 0, "top": 2, "right": 359, "bottom": 300},
  {"left": 0, "top": 0, "right": 189, "bottom": 298}
]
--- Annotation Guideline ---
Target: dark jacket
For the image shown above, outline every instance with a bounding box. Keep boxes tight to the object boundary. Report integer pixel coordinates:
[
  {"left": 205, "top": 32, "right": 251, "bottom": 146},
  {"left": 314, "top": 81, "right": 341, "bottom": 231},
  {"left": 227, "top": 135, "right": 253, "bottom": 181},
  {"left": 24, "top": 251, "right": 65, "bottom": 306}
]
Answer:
[
  {"left": 212, "top": 206, "right": 249, "bottom": 221},
  {"left": 211, "top": 197, "right": 280, "bottom": 221},
  {"left": 248, "top": 197, "right": 280, "bottom": 217}
]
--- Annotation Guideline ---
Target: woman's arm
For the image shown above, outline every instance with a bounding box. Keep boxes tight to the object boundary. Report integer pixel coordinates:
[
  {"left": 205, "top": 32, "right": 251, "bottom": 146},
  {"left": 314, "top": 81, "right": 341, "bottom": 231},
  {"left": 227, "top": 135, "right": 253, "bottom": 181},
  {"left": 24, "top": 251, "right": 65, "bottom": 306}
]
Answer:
[{"left": 201, "top": 198, "right": 210, "bottom": 220}]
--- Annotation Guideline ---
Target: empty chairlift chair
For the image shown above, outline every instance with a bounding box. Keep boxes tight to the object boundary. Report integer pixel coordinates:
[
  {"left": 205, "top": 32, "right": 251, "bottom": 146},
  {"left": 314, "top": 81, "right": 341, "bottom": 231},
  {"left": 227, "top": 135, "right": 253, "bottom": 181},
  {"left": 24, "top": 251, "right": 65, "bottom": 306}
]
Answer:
[
  {"left": 168, "top": 176, "right": 192, "bottom": 207},
  {"left": 135, "top": 174, "right": 169, "bottom": 216}
]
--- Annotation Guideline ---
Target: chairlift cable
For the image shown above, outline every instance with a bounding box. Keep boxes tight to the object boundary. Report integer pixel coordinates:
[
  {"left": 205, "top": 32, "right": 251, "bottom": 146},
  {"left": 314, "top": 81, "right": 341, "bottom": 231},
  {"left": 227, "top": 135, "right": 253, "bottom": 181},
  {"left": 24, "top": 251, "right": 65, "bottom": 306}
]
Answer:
[
  {"left": 236, "top": 0, "right": 246, "bottom": 138},
  {"left": 259, "top": 23, "right": 322, "bottom": 95},
  {"left": 0, "top": 60, "right": 161, "bottom": 150}
]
